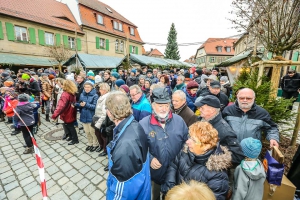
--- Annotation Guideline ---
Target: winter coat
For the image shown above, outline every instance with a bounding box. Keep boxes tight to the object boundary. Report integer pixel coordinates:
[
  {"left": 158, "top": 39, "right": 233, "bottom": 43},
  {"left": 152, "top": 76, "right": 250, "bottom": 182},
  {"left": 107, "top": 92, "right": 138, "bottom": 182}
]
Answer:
[
  {"left": 4, "top": 98, "right": 18, "bottom": 117},
  {"left": 202, "top": 113, "right": 244, "bottom": 165},
  {"left": 162, "top": 145, "right": 231, "bottom": 200},
  {"left": 173, "top": 103, "right": 198, "bottom": 127},
  {"left": 132, "top": 93, "right": 152, "bottom": 122},
  {"left": 76, "top": 89, "right": 98, "bottom": 123},
  {"left": 198, "top": 90, "right": 229, "bottom": 111},
  {"left": 94, "top": 92, "right": 109, "bottom": 129},
  {"left": 76, "top": 80, "right": 85, "bottom": 102},
  {"left": 56, "top": 87, "right": 64, "bottom": 123},
  {"left": 126, "top": 76, "right": 137, "bottom": 87},
  {"left": 28, "top": 78, "right": 41, "bottom": 96},
  {"left": 14, "top": 102, "right": 36, "bottom": 126},
  {"left": 222, "top": 101, "right": 280, "bottom": 143},
  {"left": 170, "top": 75, "right": 177, "bottom": 89},
  {"left": 194, "top": 75, "right": 202, "bottom": 85},
  {"left": 232, "top": 160, "right": 266, "bottom": 200},
  {"left": 52, "top": 92, "right": 77, "bottom": 124},
  {"left": 139, "top": 113, "right": 188, "bottom": 185},
  {"left": 106, "top": 115, "right": 151, "bottom": 200},
  {"left": 182, "top": 87, "right": 197, "bottom": 112},
  {"left": 221, "top": 82, "right": 231, "bottom": 98},
  {"left": 40, "top": 77, "right": 53, "bottom": 98},
  {"left": 165, "top": 85, "right": 172, "bottom": 96},
  {"left": 281, "top": 73, "right": 300, "bottom": 92}
]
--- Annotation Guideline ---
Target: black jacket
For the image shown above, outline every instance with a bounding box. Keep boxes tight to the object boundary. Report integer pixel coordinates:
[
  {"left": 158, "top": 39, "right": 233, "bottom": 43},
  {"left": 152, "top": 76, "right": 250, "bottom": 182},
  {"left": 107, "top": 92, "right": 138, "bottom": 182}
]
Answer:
[
  {"left": 200, "top": 113, "right": 244, "bottom": 165},
  {"left": 200, "top": 90, "right": 229, "bottom": 111},
  {"left": 281, "top": 73, "right": 300, "bottom": 92},
  {"left": 28, "top": 79, "right": 41, "bottom": 96},
  {"left": 162, "top": 144, "right": 231, "bottom": 200},
  {"left": 76, "top": 80, "right": 85, "bottom": 102}
]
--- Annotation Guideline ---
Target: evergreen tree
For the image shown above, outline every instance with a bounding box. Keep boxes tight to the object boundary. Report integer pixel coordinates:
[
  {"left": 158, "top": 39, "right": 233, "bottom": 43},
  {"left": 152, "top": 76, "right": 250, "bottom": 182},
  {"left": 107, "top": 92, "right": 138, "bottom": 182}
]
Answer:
[{"left": 164, "top": 23, "right": 180, "bottom": 60}]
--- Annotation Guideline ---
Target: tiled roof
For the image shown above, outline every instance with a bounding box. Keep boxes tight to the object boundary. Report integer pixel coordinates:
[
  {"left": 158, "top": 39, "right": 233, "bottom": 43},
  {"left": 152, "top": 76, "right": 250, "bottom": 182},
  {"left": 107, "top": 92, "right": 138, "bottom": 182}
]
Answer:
[
  {"left": 148, "top": 49, "right": 164, "bottom": 57},
  {"left": 78, "top": 3, "right": 143, "bottom": 43},
  {"left": 198, "top": 38, "right": 237, "bottom": 55},
  {"left": 0, "top": 0, "right": 82, "bottom": 33}
]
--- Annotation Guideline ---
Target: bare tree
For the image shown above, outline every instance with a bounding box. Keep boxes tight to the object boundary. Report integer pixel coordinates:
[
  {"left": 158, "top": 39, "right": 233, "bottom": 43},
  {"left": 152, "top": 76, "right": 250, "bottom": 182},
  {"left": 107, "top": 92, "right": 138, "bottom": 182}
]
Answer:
[
  {"left": 46, "top": 45, "right": 71, "bottom": 71},
  {"left": 230, "top": 0, "right": 300, "bottom": 57}
]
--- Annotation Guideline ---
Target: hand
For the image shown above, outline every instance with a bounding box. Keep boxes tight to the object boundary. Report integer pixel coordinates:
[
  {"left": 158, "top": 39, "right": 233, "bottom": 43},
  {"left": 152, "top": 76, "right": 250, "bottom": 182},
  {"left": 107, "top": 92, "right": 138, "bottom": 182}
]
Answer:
[
  {"left": 150, "top": 157, "right": 162, "bottom": 170},
  {"left": 270, "top": 139, "right": 279, "bottom": 148},
  {"left": 80, "top": 102, "right": 86, "bottom": 107}
]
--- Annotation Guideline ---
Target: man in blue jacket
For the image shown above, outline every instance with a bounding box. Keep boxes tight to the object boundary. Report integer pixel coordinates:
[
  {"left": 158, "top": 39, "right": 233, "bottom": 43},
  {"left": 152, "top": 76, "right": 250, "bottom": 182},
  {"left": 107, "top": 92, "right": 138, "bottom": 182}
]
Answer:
[
  {"left": 105, "top": 91, "right": 151, "bottom": 200},
  {"left": 139, "top": 88, "right": 188, "bottom": 200}
]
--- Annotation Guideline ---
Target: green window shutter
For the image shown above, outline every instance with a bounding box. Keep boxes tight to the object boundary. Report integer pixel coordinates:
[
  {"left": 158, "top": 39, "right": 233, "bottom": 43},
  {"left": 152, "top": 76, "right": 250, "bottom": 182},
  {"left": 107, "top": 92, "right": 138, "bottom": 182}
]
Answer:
[
  {"left": 106, "top": 39, "right": 109, "bottom": 51},
  {"left": 55, "top": 33, "right": 61, "bottom": 46},
  {"left": 0, "top": 21, "right": 3, "bottom": 40},
  {"left": 76, "top": 38, "right": 81, "bottom": 51},
  {"left": 267, "top": 52, "right": 273, "bottom": 60},
  {"left": 135, "top": 46, "right": 138, "bottom": 54},
  {"left": 96, "top": 37, "right": 100, "bottom": 49},
  {"left": 38, "top": 29, "right": 45, "bottom": 45},
  {"left": 28, "top": 28, "right": 36, "bottom": 44},
  {"left": 5, "top": 22, "right": 14, "bottom": 41},
  {"left": 210, "top": 57, "right": 212, "bottom": 62},
  {"left": 129, "top": 45, "right": 132, "bottom": 54},
  {"left": 63, "top": 35, "right": 68, "bottom": 48},
  {"left": 291, "top": 51, "right": 299, "bottom": 70}
]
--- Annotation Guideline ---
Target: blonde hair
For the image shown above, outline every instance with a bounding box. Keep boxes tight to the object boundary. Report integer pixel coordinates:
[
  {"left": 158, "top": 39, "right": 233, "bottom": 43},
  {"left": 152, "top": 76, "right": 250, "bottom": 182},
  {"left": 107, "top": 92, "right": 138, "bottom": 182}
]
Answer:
[
  {"left": 63, "top": 79, "right": 78, "bottom": 95},
  {"left": 98, "top": 82, "right": 110, "bottom": 92},
  {"left": 105, "top": 91, "right": 132, "bottom": 120},
  {"left": 55, "top": 78, "right": 65, "bottom": 85},
  {"left": 165, "top": 180, "right": 216, "bottom": 200},
  {"left": 189, "top": 121, "right": 218, "bottom": 148}
]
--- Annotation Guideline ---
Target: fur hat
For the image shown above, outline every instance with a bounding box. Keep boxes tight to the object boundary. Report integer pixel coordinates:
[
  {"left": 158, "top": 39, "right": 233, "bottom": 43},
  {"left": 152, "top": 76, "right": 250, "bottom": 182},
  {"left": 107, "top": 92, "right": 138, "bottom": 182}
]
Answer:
[{"left": 240, "top": 137, "right": 262, "bottom": 159}]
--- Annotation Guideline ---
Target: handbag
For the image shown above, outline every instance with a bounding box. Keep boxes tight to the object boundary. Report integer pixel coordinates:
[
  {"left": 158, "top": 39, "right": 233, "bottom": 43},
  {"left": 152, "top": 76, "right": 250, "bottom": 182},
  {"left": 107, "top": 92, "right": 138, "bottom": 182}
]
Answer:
[
  {"left": 42, "top": 95, "right": 49, "bottom": 101},
  {"left": 263, "top": 150, "right": 284, "bottom": 186},
  {"left": 91, "top": 115, "right": 100, "bottom": 129}
]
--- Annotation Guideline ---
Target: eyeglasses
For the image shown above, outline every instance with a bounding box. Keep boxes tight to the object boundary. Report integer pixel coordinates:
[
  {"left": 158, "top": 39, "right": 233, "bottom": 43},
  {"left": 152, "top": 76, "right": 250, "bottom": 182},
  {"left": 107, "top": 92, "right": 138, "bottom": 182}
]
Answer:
[
  {"left": 188, "top": 134, "right": 201, "bottom": 145},
  {"left": 130, "top": 92, "right": 140, "bottom": 97},
  {"left": 238, "top": 97, "right": 253, "bottom": 101}
]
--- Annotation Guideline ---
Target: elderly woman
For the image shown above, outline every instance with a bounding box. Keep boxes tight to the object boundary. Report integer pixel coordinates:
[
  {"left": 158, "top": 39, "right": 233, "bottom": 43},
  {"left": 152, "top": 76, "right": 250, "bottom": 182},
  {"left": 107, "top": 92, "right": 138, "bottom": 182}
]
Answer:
[
  {"left": 52, "top": 80, "right": 78, "bottom": 145},
  {"left": 162, "top": 121, "right": 231, "bottom": 200},
  {"left": 93, "top": 83, "right": 110, "bottom": 157},
  {"left": 183, "top": 80, "right": 199, "bottom": 112},
  {"left": 138, "top": 75, "right": 146, "bottom": 88}
]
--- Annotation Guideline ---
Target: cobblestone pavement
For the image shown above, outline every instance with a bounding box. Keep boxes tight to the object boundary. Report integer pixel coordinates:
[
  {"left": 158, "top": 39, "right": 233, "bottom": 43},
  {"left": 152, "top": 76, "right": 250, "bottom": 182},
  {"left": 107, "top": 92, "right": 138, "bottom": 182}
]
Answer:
[{"left": 0, "top": 116, "right": 108, "bottom": 200}]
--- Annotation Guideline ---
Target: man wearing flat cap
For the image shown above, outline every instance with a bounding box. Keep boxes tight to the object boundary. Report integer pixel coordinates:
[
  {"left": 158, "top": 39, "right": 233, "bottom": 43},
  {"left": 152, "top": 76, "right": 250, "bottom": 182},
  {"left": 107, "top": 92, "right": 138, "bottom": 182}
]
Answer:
[{"left": 140, "top": 88, "right": 188, "bottom": 200}]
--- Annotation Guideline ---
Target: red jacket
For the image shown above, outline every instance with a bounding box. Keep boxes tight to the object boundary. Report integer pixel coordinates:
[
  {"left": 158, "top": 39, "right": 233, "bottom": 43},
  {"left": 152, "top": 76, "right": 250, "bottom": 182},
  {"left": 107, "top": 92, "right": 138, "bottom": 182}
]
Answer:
[
  {"left": 52, "top": 92, "right": 77, "bottom": 123},
  {"left": 4, "top": 99, "right": 19, "bottom": 117}
]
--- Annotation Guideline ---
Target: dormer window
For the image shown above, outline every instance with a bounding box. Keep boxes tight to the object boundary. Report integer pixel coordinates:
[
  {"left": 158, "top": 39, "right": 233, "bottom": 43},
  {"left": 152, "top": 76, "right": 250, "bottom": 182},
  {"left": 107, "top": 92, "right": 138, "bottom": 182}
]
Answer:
[
  {"left": 113, "top": 21, "right": 123, "bottom": 31},
  {"left": 216, "top": 46, "right": 222, "bottom": 52},
  {"left": 225, "top": 47, "right": 231, "bottom": 52},
  {"left": 97, "top": 15, "right": 103, "bottom": 25},
  {"left": 130, "top": 27, "right": 135, "bottom": 36}
]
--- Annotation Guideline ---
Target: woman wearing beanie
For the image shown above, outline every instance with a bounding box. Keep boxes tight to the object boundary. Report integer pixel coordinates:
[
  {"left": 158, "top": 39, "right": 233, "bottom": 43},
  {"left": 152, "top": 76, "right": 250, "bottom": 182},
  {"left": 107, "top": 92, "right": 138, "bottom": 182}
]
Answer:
[
  {"left": 183, "top": 81, "right": 199, "bottom": 112},
  {"left": 52, "top": 80, "right": 79, "bottom": 145},
  {"left": 114, "top": 79, "right": 125, "bottom": 90},
  {"left": 14, "top": 94, "right": 37, "bottom": 154},
  {"left": 232, "top": 137, "right": 266, "bottom": 200},
  {"left": 76, "top": 81, "right": 99, "bottom": 151}
]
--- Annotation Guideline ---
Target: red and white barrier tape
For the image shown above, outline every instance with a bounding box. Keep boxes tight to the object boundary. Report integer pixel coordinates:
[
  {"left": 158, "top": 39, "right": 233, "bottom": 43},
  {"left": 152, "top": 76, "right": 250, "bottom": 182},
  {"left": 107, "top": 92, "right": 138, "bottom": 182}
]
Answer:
[{"left": 1, "top": 96, "right": 48, "bottom": 200}]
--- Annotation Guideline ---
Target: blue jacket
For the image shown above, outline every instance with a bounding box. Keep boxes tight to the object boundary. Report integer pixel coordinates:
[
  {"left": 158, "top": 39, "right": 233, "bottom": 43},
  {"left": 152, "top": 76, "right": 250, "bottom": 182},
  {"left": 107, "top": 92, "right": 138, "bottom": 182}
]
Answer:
[
  {"left": 182, "top": 87, "right": 197, "bottom": 112},
  {"left": 139, "top": 113, "right": 188, "bottom": 185},
  {"left": 106, "top": 115, "right": 151, "bottom": 200},
  {"left": 14, "top": 102, "right": 36, "bottom": 126},
  {"left": 76, "top": 89, "right": 98, "bottom": 123},
  {"left": 132, "top": 94, "right": 152, "bottom": 122}
]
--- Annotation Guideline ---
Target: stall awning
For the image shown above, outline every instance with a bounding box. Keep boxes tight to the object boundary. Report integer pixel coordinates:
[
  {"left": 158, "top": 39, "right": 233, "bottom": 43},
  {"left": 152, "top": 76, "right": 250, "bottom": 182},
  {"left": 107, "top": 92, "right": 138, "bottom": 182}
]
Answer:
[
  {"left": 130, "top": 54, "right": 192, "bottom": 67},
  {"left": 64, "top": 53, "right": 125, "bottom": 69},
  {"left": 0, "top": 53, "right": 57, "bottom": 66},
  {"left": 216, "top": 50, "right": 253, "bottom": 67}
]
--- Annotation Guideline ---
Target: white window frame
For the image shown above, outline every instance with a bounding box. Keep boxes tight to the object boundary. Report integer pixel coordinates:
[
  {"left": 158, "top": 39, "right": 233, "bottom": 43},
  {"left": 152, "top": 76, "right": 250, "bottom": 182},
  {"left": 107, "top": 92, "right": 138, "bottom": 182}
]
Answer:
[
  {"left": 68, "top": 37, "right": 75, "bottom": 49},
  {"left": 118, "top": 22, "right": 123, "bottom": 31},
  {"left": 45, "top": 32, "right": 54, "bottom": 45},
  {"left": 226, "top": 47, "right": 231, "bottom": 52},
  {"left": 216, "top": 46, "right": 222, "bottom": 52},
  {"left": 113, "top": 21, "right": 118, "bottom": 30},
  {"left": 130, "top": 27, "right": 135, "bottom": 35},
  {"left": 100, "top": 38, "right": 105, "bottom": 48},
  {"left": 120, "top": 41, "right": 124, "bottom": 52},
  {"left": 15, "top": 26, "right": 28, "bottom": 42},
  {"left": 115, "top": 39, "right": 119, "bottom": 51},
  {"left": 97, "top": 15, "right": 103, "bottom": 25}
]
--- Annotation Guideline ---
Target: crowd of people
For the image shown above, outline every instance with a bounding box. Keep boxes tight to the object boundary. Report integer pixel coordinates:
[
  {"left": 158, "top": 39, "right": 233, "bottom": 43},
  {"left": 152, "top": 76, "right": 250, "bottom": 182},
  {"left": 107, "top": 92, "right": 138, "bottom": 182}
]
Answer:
[{"left": 0, "top": 66, "right": 282, "bottom": 200}]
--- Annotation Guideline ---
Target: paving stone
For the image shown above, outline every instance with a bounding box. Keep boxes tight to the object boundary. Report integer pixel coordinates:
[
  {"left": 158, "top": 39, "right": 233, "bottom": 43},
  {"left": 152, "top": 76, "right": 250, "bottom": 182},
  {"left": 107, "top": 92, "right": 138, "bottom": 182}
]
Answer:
[
  {"left": 79, "top": 154, "right": 91, "bottom": 162},
  {"left": 66, "top": 169, "right": 78, "bottom": 178},
  {"left": 70, "top": 190, "right": 84, "bottom": 200},
  {"left": 0, "top": 191, "right": 5, "bottom": 199},
  {"left": 47, "top": 185, "right": 61, "bottom": 197},
  {"left": 85, "top": 171, "right": 97, "bottom": 180},
  {"left": 79, "top": 166, "right": 91, "bottom": 175},
  {"left": 58, "top": 177, "right": 69, "bottom": 186},
  {"left": 98, "top": 181, "right": 107, "bottom": 191},
  {"left": 91, "top": 162, "right": 102, "bottom": 171},
  {"left": 1, "top": 165, "right": 12, "bottom": 173},
  {"left": 6, "top": 187, "right": 24, "bottom": 200},
  {"left": 60, "top": 163, "right": 73, "bottom": 173},
  {"left": 67, "top": 156, "right": 77, "bottom": 163},
  {"left": 46, "top": 179, "right": 56, "bottom": 189},
  {"left": 51, "top": 156, "right": 62, "bottom": 163},
  {"left": 77, "top": 178, "right": 90, "bottom": 190},
  {"left": 85, "top": 158, "right": 96, "bottom": 166},
  {"left": 91, "top": 175, "right": 103, "bottom": 185},
  {"left": 15, "top": 167, "right": 28, "bottom": 175},
  {"left": 64, "top": 153, "right": 73, "bottom": 159},
  {"left": 2, "top": 175, "right": 16, "bottom": 185},
  {"left": 23, "top": 181, "right": 38, "bottom": 191},
  {"left": 48, "top": 152, "right": 59, "bottom": 159},
  {"left": 20, "top": 176, "right": 35, "bottom": 187},
  {"left": 89, "top": 190, "right": 104, "bottom": 200},
  {"left": 17, "top": 196, "right": 28, "bottom": 200},
  {"left": 80, "top": 196, "right": 90, "bottom": 200},
  {"left": 73, "top": 160, "right": 85, "bottom": 170},
  {"left": 70, "top": 173, "right": 84, "bottom": 183},
  {"left": 84, "top": 184, "right": 96, "bottom": 196},
  {"left": 52, "top": 171, "right": 64, "bottom": 181},
  {"left": 25, "top": 184, "right": 40, "bottom": 197},
  {"left": 54, "top": 159, "right": 66, "bottom": 167},
  {"left": 62, "top": 182, "right": 79, "bottom": 196},
  {"left": 18, "top": 171, "right": 32, "bottom": 181},
  {"left": 4, "top": 181, "right": 19, "bottom": 192},
  {"left": 50, "top": 190, "right": 69, "bottom": 199},
  {"left": 47, "top": 165, "right": 59, "bottom": 175},
  {"left": 97, "top": 166, "right": 107, "bottom": 176},
  {"left": 0, "top": 171, "right": 14, "bottom": 179},
  {"left": 6, "top": 155, "right": 19, "bottom": 162}
]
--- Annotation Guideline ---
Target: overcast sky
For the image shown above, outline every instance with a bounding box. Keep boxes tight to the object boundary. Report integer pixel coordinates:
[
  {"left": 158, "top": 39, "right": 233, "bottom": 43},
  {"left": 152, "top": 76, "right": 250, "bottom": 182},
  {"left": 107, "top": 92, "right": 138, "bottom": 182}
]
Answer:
[{"left": 61, "top": 0, "right": 239, "bottom": 61}]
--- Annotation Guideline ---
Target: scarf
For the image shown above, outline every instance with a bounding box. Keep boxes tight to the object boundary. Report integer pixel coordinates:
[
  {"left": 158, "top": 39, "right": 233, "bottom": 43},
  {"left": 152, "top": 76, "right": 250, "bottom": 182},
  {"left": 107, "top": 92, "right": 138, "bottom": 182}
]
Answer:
[
  {"left": 153, "top": 111, "right": 172, "bottom": 124},
  {"left": 187, "top": 89, "right": 196, "bottom": 97},
  {"left": 174, "top": 102, "right": 187, "bottom": 114}
]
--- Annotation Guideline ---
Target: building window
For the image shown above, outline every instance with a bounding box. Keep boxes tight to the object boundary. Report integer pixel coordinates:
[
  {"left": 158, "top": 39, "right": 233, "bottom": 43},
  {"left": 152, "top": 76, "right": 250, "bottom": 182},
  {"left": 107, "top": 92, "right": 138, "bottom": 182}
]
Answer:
[
  {"left": 130, "top": 27, "right": 134, "bottom": 35},
  {"left": 216, "top": 46, "right": 222, "bottom": 52},
  {"left": 100, "top": 38, "right": 105, "bottom": 48},
  {"left": 120, "top": 41, "right": 124, "bottom": 52},
  {"left": 15, "top": 26, "right": 28, "bottom": 41},
  {"left": 45, "top": 32, "right": 54, "bottom": 45},
  {"left": 118, "top": 22, "right": 123, "bottom": 31},
  {"left": 97, "top": 15, "right": 103, "bottom": 25},
  {"left": 226, "top": 47, "right": 231, "bottom": 52},
  {"left": 210, "top": 57, "right": 215, "bottom": 63},
  {"left": 132, "top": 46, "right": 136, "bottom": 53},
  {"left": 115, "top": 39, "right": 119, "bottom": 51},
  {"left": 113, "top": 21, "right": 123, "bottom": 31},
  {"left": 68, "top": 37, "right": 75, "bottom": 49}
]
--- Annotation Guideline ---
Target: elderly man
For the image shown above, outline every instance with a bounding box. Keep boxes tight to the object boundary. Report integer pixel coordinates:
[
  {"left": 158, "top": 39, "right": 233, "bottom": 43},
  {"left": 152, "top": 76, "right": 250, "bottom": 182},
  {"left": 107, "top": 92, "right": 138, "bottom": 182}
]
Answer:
[
  {"left": 140, "top": 88, "right": 188, "bottom": 200},
  {"left": 172, "top": 90, "right": 198, "bottom": 127},
  {"left": 172, "top": 75, "right": 185, "bottom": 92},
  {"left": 194, "top": 95, "right": 244, "bottom": 165},
  {"left": 222, "top": 88, "right": 279, "bottom": 147},
  {"left": 129, "top": 85, "right": 152, "bottom": 122},
  {"left": 105, "top": 92, "right": 151, "bottom": 200},
  {"left": 198, "top": 81, "right": 229, "bottom": 111}
]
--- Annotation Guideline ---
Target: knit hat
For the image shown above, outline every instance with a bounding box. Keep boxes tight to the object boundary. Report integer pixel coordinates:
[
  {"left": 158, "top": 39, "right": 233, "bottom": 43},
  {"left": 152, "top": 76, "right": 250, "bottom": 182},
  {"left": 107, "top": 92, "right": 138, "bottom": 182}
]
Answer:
[
  {"left": 187, "top": 80, "right": 199, "bottom": 90},
  {"left": 131, "top": 69, "right": 137, "bottom": 74},
  {"left": 18, "top": 94, "right": 30, "bottom": 102},
  {"left": 139, "top": 75, "right": 146, "bottom": 80},
  {"left": 115, "top": 79, "right": 125, "bottom": 87},
  {"left": 220, "top": 76, "right": 229, "bottom": 82},
  {"left": 240, "top": 137, "right": 262, "bottom": 159},
  {"left": 95, "top": 75, "right": 102, "bottom": 83},
  {"left": 84, "top": 80, "right": 94, "bottom": 87},
  {"left": 111, "top": 72, "right": 120, "bottom": 79},
  {"left": 22, "top": 73, "right": 31, "bottom": 80},
  {"left": 41, "top": 73, "right": 48, "bottom": 77},
  {"left": 120, "top": 85, "right": 129, "bottom": 94},
  {"left": 111, "top": 69, "right": 117, "bottom": 73},
  {"left": 44, "top": 69, "right": 50, "bottom": 75},
  {"left": 1, "top": 72, "right": 9, "bottom": 78},
  {"left": 195, "top": 69, "right": 202, "bottom": 76},
  {"left": 190, "top": 67, "right": 196, "bottom": 74},
  {"left": 184, "top": 72, "right": 191, "bottom": 81},
  {"left": 87, "top": 70, "right": 95, "bottom": 77}
]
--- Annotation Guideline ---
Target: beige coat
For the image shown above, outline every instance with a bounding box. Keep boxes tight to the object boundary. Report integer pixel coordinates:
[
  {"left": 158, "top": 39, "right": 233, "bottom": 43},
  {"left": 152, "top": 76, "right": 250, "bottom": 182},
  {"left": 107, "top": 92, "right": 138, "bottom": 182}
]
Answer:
[{"left": 94, "top": 92, "right": 109, "bottom": 129}]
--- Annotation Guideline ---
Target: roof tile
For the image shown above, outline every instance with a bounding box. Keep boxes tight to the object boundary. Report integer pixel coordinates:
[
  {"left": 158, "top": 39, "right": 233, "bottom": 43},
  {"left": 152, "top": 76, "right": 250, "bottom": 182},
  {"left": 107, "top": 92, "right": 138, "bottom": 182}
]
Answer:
[{"left": 198, "top": 38, "right": 237, "bottom": 55}]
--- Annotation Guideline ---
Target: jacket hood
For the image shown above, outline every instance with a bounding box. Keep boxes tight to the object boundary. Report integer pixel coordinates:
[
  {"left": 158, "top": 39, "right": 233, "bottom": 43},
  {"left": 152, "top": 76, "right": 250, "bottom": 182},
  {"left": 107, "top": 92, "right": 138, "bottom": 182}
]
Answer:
[
  {"left": 206, "top": 145, "right": 232, "bottom": 171},
  {"left": 82, "top": 88, "right": 96, "bottom": 96},
  {"left": 241, "top": 160, "right": 266, "bottom": 180},
  {"left": 17, "top": 102, "right": 36, "bottom": 111}
]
